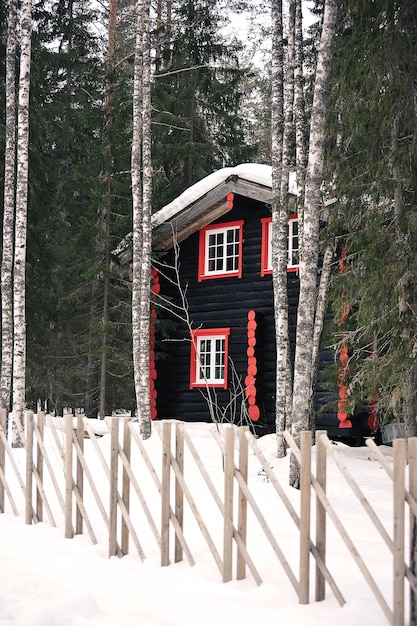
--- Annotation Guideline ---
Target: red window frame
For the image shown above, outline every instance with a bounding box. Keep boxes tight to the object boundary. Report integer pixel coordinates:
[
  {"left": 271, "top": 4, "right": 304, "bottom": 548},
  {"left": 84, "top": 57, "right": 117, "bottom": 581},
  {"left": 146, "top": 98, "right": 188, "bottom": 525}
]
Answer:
[
  {"left": 190, "top": 328, "right": 231, "bottom": 389},
  {"left": 198, "top": 220, "right": 244, "bottom": 282},
  {"left": 260, "top": 213, "right": 299, "bottom": 276}
]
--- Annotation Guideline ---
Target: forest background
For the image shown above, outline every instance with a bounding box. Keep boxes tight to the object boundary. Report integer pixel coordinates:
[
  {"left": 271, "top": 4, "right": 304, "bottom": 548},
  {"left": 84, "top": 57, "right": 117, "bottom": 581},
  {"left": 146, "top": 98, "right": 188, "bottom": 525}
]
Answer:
[{"left": 0, "top": 0, "right": 416, "bottom": 436}]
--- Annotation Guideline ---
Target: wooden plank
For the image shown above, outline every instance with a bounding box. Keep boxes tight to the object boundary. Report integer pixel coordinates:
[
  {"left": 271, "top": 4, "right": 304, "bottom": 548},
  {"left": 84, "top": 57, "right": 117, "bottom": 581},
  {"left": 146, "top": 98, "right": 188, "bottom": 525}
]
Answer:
[
  {"left": 161, "top": 421, "right": 171, "bottom": 566},
  {"left": 118, "top": 433, "right": 161, "bottom": 549},
  {"left": 174, "top": 423, "right": 184, "bottom": 563},
  {"left": 246, "top": 430, "right": 344, "bottom": 605},
  {"left": 299, "top": 431, "right": 311, "bottom": 604},
  {"left": 284, "top": 429, "right": 391, "bottom": 620},
  {"left": 75, "top": 413, "right": 84, "bottom": 535},
  {"left": 237, "top": 426, "right": 248, "bottom": 580},
  {"left": 0, "top": 415, "right": 28, "bottom": 501},
  {"left": 315, "top": 431, "right": 327, "bottom": 602},
  {"left": 233, "top": 460, "right": 300, "bottom": 595},
  {"left": 183, "top": 425, "right": 260, "bottom": 582},
  {"left": 410, "top": 438, "right": 417, "bottom": 626},
  {"left": 393, "top": 439, "right": 405, "bottom": 626},
  {"left": 64, "top": 414, "right": 73, "bottom": 539},
  {"left": 367, "top": 437, "right": 417, "bottom": 520},
  {"left": 0, "top": 465, "right": 18, "bottom": 515},
  {"left": 44, "top": 416, "right": 69, "bottom": 513},
  {"left": 323, "top": 435, "right": 392, "bottom": 549},
  {"left": 36, "top": 412, "right": 45, "bottom": 522},
  {"left": 223, "top": 426, "right": 234, "bottom": 583},
  {"left": 169, "top": 452, "right": 223, "bottom": 575},
  {"left": 25, "top": 412, "right": 34, "bottom": 525},
  {"left": 121, "top": 419, "right": 132, "bottom": 556},
  {"left": 109, "top": 418, "right": 119, "bottom": 558},
  {"left": 0, "top": 409, "right": 6, "bottom": 511}
]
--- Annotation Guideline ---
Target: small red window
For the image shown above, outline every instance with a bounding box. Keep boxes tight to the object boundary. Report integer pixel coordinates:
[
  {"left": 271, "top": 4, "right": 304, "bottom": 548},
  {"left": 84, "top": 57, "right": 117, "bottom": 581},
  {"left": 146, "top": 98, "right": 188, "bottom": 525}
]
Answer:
[{"left": 190, "top": 328, "right": 231, "bottom": 389}]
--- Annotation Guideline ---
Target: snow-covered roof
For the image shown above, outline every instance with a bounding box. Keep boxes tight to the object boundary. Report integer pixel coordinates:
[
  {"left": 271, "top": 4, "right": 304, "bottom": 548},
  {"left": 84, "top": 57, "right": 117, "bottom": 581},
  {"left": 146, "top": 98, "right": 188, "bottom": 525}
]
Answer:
[
  {"left": 152, "top": 163, "right": 279, "bottom": 251},
  {"left": 151, "top": 163, "right": 273, "bottom": 228},
  {"left": 114, "top": 163, "right": 298, "bottom": 260}
]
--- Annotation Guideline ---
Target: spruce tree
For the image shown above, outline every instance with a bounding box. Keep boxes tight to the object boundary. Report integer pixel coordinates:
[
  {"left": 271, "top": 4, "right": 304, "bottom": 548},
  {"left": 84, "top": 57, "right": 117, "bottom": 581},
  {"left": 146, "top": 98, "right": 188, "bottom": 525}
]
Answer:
[{"left": 326, "top": 1, "right": 417, "bottom": 431}]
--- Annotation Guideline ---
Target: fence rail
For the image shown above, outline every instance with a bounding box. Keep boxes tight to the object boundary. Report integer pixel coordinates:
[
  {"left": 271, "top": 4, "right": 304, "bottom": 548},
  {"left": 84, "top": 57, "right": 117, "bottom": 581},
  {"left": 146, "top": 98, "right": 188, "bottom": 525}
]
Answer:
[{"left": 0, "top": 409, "right": 416, "bottom": 626}]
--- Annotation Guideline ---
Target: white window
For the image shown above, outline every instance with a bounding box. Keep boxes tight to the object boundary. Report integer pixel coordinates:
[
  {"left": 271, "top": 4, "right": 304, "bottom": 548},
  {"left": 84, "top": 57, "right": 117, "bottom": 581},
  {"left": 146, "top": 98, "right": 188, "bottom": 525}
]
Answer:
[
  {"left": 288, "top": 216, "right": 299, "bottom": 269},
  {"left": 198, "top": 221, "right": 243, "bottom": 281},
  {"left": 190, "top": 328, "right": 230, "bottom": 388},
  {"left": 261, "top": 214, "right": 299, "bottom": 275}
]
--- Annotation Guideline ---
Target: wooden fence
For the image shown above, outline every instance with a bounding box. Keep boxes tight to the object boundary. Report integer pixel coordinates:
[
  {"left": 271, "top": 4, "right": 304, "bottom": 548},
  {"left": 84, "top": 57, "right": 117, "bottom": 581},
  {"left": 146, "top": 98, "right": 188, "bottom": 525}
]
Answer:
[{"left": 0, "top": 409, "right": 416, "bottom": 626}]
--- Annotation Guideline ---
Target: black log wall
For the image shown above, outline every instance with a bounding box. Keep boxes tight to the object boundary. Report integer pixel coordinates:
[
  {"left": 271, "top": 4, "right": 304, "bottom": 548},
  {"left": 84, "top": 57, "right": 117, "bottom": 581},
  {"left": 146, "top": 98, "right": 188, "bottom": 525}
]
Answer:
[{"left": 153, "top": 194, "right": 339, "bottom": 435}]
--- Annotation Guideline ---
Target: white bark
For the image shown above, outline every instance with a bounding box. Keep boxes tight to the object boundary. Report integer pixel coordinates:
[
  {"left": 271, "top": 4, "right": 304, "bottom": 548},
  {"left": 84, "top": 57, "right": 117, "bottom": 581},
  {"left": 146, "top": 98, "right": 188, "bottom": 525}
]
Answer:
[
  {"left": 12, "top": 0, "right": 32, "bottom": 446},
  {"left": 289, "top": 0, "right": 339, "bottom": 488},
  {"left": 1, "top": 0, "right": 18, "bottom": 413},
  {"left": 271, "top": 0, "right": 289, "bottom": 458},
  {"left": 132, "top": 0, "right": 152, "bottom": 439}
]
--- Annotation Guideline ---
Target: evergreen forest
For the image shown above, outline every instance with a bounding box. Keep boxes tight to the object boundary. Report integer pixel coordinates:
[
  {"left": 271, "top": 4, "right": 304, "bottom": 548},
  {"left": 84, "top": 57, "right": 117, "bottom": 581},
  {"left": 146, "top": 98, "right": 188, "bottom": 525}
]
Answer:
[{"left": 0, "top": 0, "right": 416, "bottom": 433}]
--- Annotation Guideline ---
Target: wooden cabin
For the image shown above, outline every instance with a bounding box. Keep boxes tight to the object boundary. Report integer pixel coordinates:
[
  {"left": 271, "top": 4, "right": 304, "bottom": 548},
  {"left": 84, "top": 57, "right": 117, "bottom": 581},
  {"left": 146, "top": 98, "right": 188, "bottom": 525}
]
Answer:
[{"left": 115, "top": 164, "right": 374, "bottom": 441}]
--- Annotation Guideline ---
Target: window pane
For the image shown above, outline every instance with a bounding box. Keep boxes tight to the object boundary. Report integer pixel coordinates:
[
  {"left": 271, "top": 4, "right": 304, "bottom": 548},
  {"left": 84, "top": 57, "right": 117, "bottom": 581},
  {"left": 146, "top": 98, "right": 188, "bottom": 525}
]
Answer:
[
  {"left": 196, "top": 335, "right": 226, "bottom": 384},
  {"left": 205, "top": 226, "right": 240, "bottom": 275}
]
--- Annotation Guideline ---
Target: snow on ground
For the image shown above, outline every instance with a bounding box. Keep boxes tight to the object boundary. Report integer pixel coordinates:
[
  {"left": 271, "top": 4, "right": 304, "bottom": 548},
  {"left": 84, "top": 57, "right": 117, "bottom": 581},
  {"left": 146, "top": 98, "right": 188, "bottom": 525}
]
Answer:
[{"left": 0, "top": 421, "right": 402, "bottom": 626}]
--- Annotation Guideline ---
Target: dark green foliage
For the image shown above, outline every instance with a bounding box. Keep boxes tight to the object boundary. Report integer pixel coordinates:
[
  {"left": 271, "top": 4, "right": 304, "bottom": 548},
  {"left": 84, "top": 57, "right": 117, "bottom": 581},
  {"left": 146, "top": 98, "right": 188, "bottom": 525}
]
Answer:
[
  {"left": 326, "top": 1, "right": 417, "bottom": 423},
  {"left": 24, "top": 0, "right": 134, "bottom": 415},
  {"left": 151, "top": 0, "right": 257, "bottom": 207}
]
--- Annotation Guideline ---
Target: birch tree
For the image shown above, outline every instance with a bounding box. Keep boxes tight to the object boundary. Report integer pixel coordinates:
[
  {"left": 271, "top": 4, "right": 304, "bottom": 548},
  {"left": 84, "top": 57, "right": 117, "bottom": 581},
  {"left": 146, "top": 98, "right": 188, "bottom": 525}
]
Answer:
[
  {"left": 11, "top": 0, "right": 32, "bottom": 445},
  {"left": 289, "top": 0, "right": 339, "bottom": 488},
  {"left": 131, "top": 0, "right": 152, "bottom": 438},
  {"left": 271, "top": 0, "right": 288, "bottom": 458},
  {"left": 1, "top": 0, "right": 18, "bottom": 412}
]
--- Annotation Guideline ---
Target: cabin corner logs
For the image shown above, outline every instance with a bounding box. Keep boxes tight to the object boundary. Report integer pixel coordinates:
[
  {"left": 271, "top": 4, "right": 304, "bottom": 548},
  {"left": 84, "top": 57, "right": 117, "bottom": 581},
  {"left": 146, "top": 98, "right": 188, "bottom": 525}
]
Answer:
[{"left": 146, "top": 191, "right": 373, "bottom": 441}]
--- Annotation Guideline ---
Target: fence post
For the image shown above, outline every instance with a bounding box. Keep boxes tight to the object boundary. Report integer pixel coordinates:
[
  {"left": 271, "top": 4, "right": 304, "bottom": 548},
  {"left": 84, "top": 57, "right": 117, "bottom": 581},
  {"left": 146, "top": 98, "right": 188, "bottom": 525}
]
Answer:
[
  {"left": 75, "top": 413, "right": 84, "bottom": 535},
  {"left": 223, "top": 425, "right": 234, "bottom": 583},
  {"left": 174, "top": 422, "right": 184, "bottom": 563},
  {"left": 315, "top": 430, "right": 327, "bottom": 601},
  {"left": 237, "top": 426, "right": 248, "bottom": 580},
  {"left": 299, "top": 430, "right": 312, "bottom": 604},
  {"left": 0, "top": 409, "right": 6, "bottom": 512},
  {"left": 409, "top": 437, "right": 417, "bottom": 626},
  {"left": 36, "top": 412, "right": 45, "bottom": 522},
  {"left": 25, "top": 412, "right": 34, "bottom": 525},
  {"left": 109, "top": 417, "right": 119, "bottom": 557},
  {"left": 64, "top": 414, "right": 74, "bottom": 538},
  {"left": 161, "top": 421, "right": 171, "bottom": 566},
  {"left": 121, "top": 418, "right": 132, "bottom": 556},
  {"left": 393, "top": 438, "right": 405, "bottom": 626}
]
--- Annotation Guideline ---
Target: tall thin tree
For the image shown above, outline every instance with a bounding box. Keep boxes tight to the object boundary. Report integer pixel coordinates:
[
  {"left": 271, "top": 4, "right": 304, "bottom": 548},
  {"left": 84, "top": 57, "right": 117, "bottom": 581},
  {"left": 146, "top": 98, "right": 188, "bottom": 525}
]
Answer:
[
  {"left": 289, "top": 0, "right": 339, "bottom": 488},
  {"left": 1, "top": 0, "right": 18, "bottom": 412},
  {"left": 12, "top": 0, "right": 32, "bottom": 445},
  {"left": 271, "top": 0, "right": 289, "bottom": 458},
  {"left": 131, "top": 0, "right": 152, "bottom": 438}
]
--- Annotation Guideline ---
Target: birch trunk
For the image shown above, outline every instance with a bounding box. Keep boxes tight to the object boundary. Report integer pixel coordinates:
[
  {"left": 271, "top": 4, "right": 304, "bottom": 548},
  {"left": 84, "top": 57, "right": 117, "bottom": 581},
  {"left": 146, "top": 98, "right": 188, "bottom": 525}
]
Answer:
[
  {"left": 271, "top": 0, "right": 289, "bottom": 458},
  {"left": 12, "top": 0, "right": 32, "bottom": 446},
  {"left": 294, "top": 0, "right": 307, "bottom": 189},
  {"left": 289, "top": 0, "right": 339, "bottom": 488},
  {"left": 1, "top": 0, "right": 18, "bottom": 413},
  {"left": 132, "top": 0, "right": 152, "bottom": 439}
]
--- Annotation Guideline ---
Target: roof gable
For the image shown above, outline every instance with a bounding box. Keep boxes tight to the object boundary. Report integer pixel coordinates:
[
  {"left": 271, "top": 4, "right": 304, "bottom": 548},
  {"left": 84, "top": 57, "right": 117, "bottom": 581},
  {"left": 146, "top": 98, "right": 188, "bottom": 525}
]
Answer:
[{"left": 152, "top": 164, "right": 273, "bottom": 251}]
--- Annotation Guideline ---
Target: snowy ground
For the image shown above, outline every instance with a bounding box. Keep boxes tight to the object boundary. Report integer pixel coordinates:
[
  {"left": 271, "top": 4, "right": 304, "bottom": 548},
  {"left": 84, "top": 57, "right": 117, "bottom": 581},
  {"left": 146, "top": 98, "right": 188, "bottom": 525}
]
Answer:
[{"left": 0, "top": 420, "right": 405, "bottom": 626}]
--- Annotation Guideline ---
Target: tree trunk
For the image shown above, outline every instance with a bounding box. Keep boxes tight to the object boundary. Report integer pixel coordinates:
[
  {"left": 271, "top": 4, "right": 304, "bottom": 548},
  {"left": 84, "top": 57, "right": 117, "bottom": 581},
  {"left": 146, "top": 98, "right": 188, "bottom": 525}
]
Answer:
[
  {"left": 271, "top": 0, "right": 289, "bottom": 458},
  {"left": 132, "top": 0, "right": 152, "bottom": 439},
  {"left": 12, "top": 0, "right": 32, "bottom": 446},
  {"left": 97, "top": 0, "right": 119, "bottom": 420},
  {"left": 1, "top": 0, "right": 18, "bottom": 413},
  {"left": 289, "top": 0, "right": 339, "bottom": 488}
]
